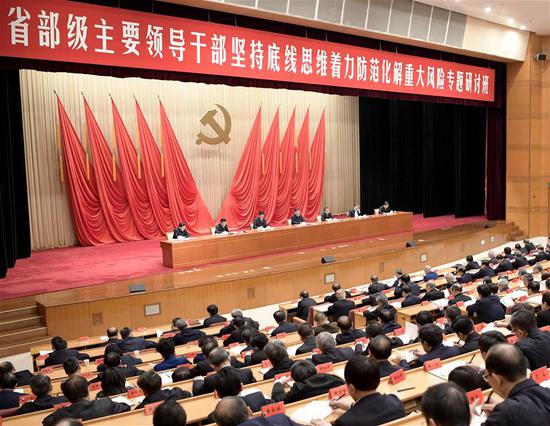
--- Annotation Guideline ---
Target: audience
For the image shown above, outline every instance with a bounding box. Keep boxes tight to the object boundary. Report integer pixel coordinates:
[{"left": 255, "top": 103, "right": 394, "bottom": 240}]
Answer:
[
  {"left": 0, "top": 361, "right": 32, "bottom": 387},
  {"left": 153, "top": 338, "right": 190, "bottom": 372},
  {"left": 412, "top": 324, "right": 461, "bottom": 366},
  {"left": 263, "top": 340, "right": 295, "bottom": 380},
  {"left": 466, "top": 283, "right": 505, "bottom": 323},
  {"left": 214, "top": 396, "right": 297, "bottom": 426},
  {"left": 369, "top": 335, "right": 409, "bottom": 377},
  {"left": 135, "top": 370, "right": 190, "bottom": 410},
  {"left": 464, "top": 255, "right": 480, "bottom": 271},
  {"left": 270, "top": 310, "right": 297, "bottom": 336},
  {"left": 95, "top": 350, "right": 144, "bottom": 380},
  {"left": 451, "top": 316, "right": 480, "bottom": 353},
  {"left": 96, "top": 368, "right": 129, "bottom": 398},
  {"left": 363, "top": 293, "right": 396, "bottom": 321},
  {"left": 44, "top": 337, "right": 89, "bottom": 367},
  {"left": 422, "top": 281, "right": 445, "bottom": 301},
  {"left": 400, "top": 285, "right": 422, "bottom": 307},
  {"left": 312, "top": 332, "right": 354, "bottom": 365},
  {"left": 448, "top": 284, "right": 471, "bottom": 305},
  {"left": 327, "top": 289, "right": 355, "bottom": 319},
  {"left": 203, "top": 304, "right": 227, "bottom": 327},
  {"left": 478, "top": 330, "right": 507, "bottom": 361},
  {"left": 213, "top": 368, "right": 271, "bottom": 413},
  {"left": 324, "top": 283, "right": 351, "bottom": 303},
  {"left": 105, "top": 327, "right": 121, "bottom": 345},
  {"left": 189, "top": 337, "right": 220, "bottom": 377},
  {"left": 423, "top": 266, "right": 438, "bottom": 282},
  {"left": 455, "top": 266, "right": 473, "bottom": 284},
  {"left": 153, "top": 400, "right": 187, "bottom": 426},
  {"left": 171, "top": 366, "right": 193, "bottom": 383},
  {"left": 448, "top": 365, "right": 489, "bottom": 392},
  {"left": 295, "top": 323, "right": 317, "bottom": 354},
  {"left": 335, "top": 316, "right": 365, "bottom": 345},
  {"left": 62, "top": 357, "right": 81, "bottom": 378},
  {"left": 243, "top": 332, "right": 269, "bottom": 365},
  {"left": 536, "top": 292, "right": 550, "bottom": 327},
  {"left": 0, "top": 371, "right": 26, "bottom": 409},
  {"left": 379, "top": 308, "right": 401, "bottom": 334},
  {"left": 15, "top": 374, "right": 67, "bottom": 415},
  {"left": 118, "top": 327, "right": 156, "bottom": 353},
  {"left": 509, "top": 309, "right": 550, "bottom": 370},
  {"left": 173, "top": 319, "right": 206, "bottom": 346},
  {"left": 420, "top": 382, "right": 470, "bottom": 426},
  {"left": 313, "top": 312, "right": 339, "bottom": 335},
  {"left": 296, "top": 290, "right": 317, "bottom": 321}
]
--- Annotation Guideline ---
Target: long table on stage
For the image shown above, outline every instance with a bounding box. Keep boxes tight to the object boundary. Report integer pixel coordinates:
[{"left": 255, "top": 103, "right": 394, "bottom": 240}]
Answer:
[{"left": 161, "top": 211, "right": 414, "bottom": 268}]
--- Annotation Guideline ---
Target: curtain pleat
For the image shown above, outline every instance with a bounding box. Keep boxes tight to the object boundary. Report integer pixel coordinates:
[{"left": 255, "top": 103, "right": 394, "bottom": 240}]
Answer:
[
  {"left": 290, "top": 110, "right": 309, "bottom": 215},
  {"left": 256, "top": 109, "right": 280, "bottom": 223},
  {"left": 305, "top": 111, "right": 326, "bottom": 221},
  {"left": 272, "top": 110, "right": 296, "bottom": 225}
]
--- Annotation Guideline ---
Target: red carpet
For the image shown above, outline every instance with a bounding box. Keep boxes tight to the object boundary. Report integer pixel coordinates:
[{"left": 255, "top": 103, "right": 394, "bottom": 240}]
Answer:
[{"left": 0, "top": 214, "right": 485, "bottom": 299}]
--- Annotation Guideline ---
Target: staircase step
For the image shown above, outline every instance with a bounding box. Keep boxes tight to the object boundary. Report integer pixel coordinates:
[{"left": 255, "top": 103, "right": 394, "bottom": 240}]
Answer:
[
  {"left": 0, "top": 306, "right": 39, "bottom": 322},
  {"left": 0, "top": 316, "right": 44, "bottom": 334},
  {"left": 0, "top": 337, "right": 51, "bottom": 359},
  {"left": 0, "top": 326, "right": 48, "bottom": 347},
  {"left": 0, "top": 296, "right": 37, "bottom": 312}
]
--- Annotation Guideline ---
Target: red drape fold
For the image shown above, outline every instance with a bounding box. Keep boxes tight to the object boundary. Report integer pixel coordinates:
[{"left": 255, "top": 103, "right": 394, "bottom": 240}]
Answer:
[
  {"left": 111, "top": 100, "right": 163, "bottom": 239},
  {"left": 290, "top": 109, "right": 310, "bottom": 216},
  {"left": 305, "top": 111, "right": 326, "bottom": 221},
  {"left": 159, "top": 101, "right": 214, "bottom": 235},
  {"left": 135, "top": 100, "right": 174, "bottom": 232},
  {"left": 271, "top": 109, "right": 296, "bottom": 225},
  {"left": 56, "top": 96, "right": 115, "bottom": 245},
  {"left": 217, "top": 108, "right": 262, "bottom": 230},
  {"left": 256, "top": 108, "right": 280, "bottom": 223},
  {"left": 83, "top": 97, "right": 141, "bottom": 242}
]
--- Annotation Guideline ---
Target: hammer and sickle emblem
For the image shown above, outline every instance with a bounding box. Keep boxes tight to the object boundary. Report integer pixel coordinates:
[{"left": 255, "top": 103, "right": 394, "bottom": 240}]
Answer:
[{"left": 196, "top": 104, "right": 232, "bottom": 145}]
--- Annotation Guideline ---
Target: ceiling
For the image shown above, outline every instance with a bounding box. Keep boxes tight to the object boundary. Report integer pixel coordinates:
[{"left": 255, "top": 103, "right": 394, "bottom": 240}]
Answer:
[{"left": 419, "top": 0, "right": 550, "bottom": 35}]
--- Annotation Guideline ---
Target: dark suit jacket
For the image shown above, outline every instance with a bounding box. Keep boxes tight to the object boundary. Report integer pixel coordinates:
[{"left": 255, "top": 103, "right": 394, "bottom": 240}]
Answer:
[
  {"left": 42, "top": 398, "right": 130, "bottom": 426},
  {"left": 295, "top": 336, "right": 316, "bottom": 355},
  {"left": 465, "top": 261, "right": 480, "bottom": 271},
  {"left": 466, "top": 295, "right": 505, "bottom": 323},
  {"left": 448, "top": 293, "right": 472, "bottom": 305},
  {"left": 382, "top": 321, "right": 402, "bottom": 334},
  {"left": 45, "top": 348, "right": 89, "bottom": 367},
  {"left": 16, "top": 395, "right": 68, "bottom": 415},
  {"left": 215, "top": 223, "right": 229, "bottom": 233},
  {"left": 348, "top": 209, "right": 361, "bottom": 217},
  {"left": 459, "top": 332, "right": 480, "bottom": 354},
  {"left": 324, "top": 291, "right": 351, "bottom": 303},
  {"left": 290, "top": 215, "right": 305, "bottom": 225},
  {"left": 135, "top": 387, "right": 191, "bottom": 410},
  {"left": 153, "top": 355, "right": 190, "bottom": 372},
  {"left": 271, "top": 321, "right": 297, "bottom": 337},
  {"left": 401, "top": 294, "right": 422, "bottom": 307},
  {"left": 312, "top": 347, "right": 354, "bottom": 365},
  {"left": 536, "top": 310, "right": 550, "bottom": 328},
  {"left": 363, "top": 304, "right": 396, "bottom": 322},
  {"left": 193, "top": 366, "right": 256, "bottom": 395},
  {"left": 271, "top": 373, "right": 345, "bottom": 403},
  {"left": 14, "top": 370, "right": 33, "bottom": 386},
  {"left": 263, "top": 358, "right": 295, "bottom": 380},
  {"left": 296, "top": 297, "right": 317, "bottom": 320},
  {"left": 513, "top": 256, "right": 529, "bottom": 268},
  {"left": 377, "top": 360, "right": 410, "bottom": 378},
  {"left": 190, "top": 357, "right": 242, "bottom": 377},
  {"left": 0, "top": 389, "right": 27, "bottom": 409},
  {"left": 321, "top": 212, "right": 333, "bottom": 221},
  {"left": 328, "top": 299, "right": 355, "bottom": 319},
  {"left": 393, "top": 282, "right": 421, "bottom": 298},
  {"left": 173, "top": 328, "right": 206, "bottom": 346},
  {"left": 471, "top": 267, "right": 496, "bottom": 280},
  {"left": 516, "top": 329, "right": 550, "bottom": 370},
  {"left": 336, "top": 329, "right": 365, "bottom": 345},
  {"left": 367, "top": 282, "right": 387, "bottom": 294},
  {"left": 240, "top": 413, "right": 300, "bottom": 426},
  {"left": 485, "top": 379, "right": 550, "bottom": 426},
  {"left": 494, "top": 260, "right": 514, "bottom": 274},
  {"left": 422, "top": 290, "right": 445, "bottom": 301},
  {"left": 415, "top": 344, "right": 462, "bottom": 366},
  {"left": 244, "top": 349, "right": 268, "bottom": 366},
  {"left": 203, "top": 314, "right": 227, "bottom": 327},
  {"left": 458, "top": 273, "right": 474, "bottom": 284},
  {"left": 118, "top": 337, "right": 156, "bottom": 353},
  {"left": 334, "top": 393, "right": 405, "bottom": 426},
  {"left": 172, "top": 228, "right": 189, "bottom": 239},
  {"left": 205, "top": 392, "right": 273, "bottom": 423},
  {"left": 313, "top": 322, "right": 340, "bottom": 335},
  {"left": 253, "top": 217, "right": 267, "bottom": 229}
]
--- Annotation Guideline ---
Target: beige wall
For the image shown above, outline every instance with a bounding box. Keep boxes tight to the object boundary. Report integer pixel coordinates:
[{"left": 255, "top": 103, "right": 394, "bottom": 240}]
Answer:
[{"left": 20, "top": 70, "right": 360, "bottom": 249}]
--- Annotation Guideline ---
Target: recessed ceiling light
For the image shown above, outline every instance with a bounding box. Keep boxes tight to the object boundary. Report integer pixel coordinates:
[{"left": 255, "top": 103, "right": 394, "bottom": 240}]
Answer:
[
  {"left": 520, "top": 25, "right": 526, "bottom": 30},
  {"left": 484, "top": 6, "right": 491, "bottom": 13},
  {"left": 508, "top": 18, "right": 514, "bottom": 24}
]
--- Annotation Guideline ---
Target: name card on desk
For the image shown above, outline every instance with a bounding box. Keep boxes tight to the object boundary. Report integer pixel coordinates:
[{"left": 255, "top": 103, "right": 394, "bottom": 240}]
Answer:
[
  {"left": 507, "top": 335, "right": 518, "bottom": 344},
  {"left": 541, "top": 326, "right": 550, "bottom": 332},
  {"left": 388, "top": 369, "right": 406, "bottom": 385},
  {"left": 128, "top": 388, "right": 144, "bottom": 399},
  {"left": 54, "top": 402, "right": 71, "bottom": 410},
  {"left": 229, "top": 342, "right": 240, "bottom": 348},
  {"left": 316, "top": 362, "right": 333, "bottom": 374},
  {"left": 474, "top": 323, "right": 487, "bottom": 333},
  {"left": 328, "top": 384, "right": 348, "bottom": 399},
  {"left": 276, "top": 333, "right": 287, "bottom": 339},
  {"left": 274, "top": 371, "right": 291, "bottom": 380},
  {"left": 163, "top": 332, "right": 176, "bottom": 338},
  {"left": 467, "top": 388, "right": 484, "bottom": 406},
  {"left": 261, "top": 360, "right": 272, "bottom": 369},
  {"left": 262, "top": 401, "right": 285, "bottom": 417},
  {"left": 78, "top": 336, "right": 89, "bottom": 342},
  {"left": 421, "top": 301, "right": 430, "bottom": 306},
  {"left": 88, "top": 382, "right": 101, "bottom": 391},
  {"left": 312, "top": 348, "right": 321, "bottom": 354},
  {"left": 40, "top": 367, "right": 53, "bottom": 374},
  {"left": 423, "top": 358, "right": 442, "bottom": 371},
  {"left": 531, "top": 367, "right": 550, "bottom": 384},
  {"left": 82, "top": 372, "right": 95, "bottom": 379},
  {"left": 95, "top": 358, "right": 104, "bottom": 365},
  {"left": 19, "top": 395, "right": 36, "bottom": 405},
  {"left": 354, "top": 337, "right": 368, "bottom": 345},
  {"left": 394, "top": 327, "right": 406, "bottom": 336},
  {"left": 144, "top": 401, "right": 164, "bottom": 415}
]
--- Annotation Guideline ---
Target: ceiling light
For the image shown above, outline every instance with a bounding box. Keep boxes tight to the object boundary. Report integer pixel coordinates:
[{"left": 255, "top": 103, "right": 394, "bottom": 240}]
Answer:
[
  {"left": 508, "top": 18, "right": 514, "bottom": 24},
  {"left": 484, "top": 7, "right": 491, "bottom": 13},
  {"left": 520, "top": 25, "right": 526, "bottom": 30}
]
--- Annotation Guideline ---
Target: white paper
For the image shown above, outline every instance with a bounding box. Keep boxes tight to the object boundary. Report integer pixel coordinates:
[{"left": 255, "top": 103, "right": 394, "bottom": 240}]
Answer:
[
  {"left": 112, "top": 396, "right": 134, "bottom": 406},
  {"left": 396, "top": 333, "right": 412, "bottom": 344},
  {"left": 286, "top": 344, "right": 300, "bottom": 357},
  {"left": 229, "top": 345, "right": 247, "bottom": 356},
  {"left": 317, "top": 303, "right": 331, "bottom": 313},
  {"left": 394, "top": 349, "right": 417, "bottom": 363},
  {"left": 240, "top": 387, "right": 263, "bottom": 397},
  {"left": 442, "top": 340, "right": 457, "bottom": 348},
  {"left": 39, "top": 350, "right": 52, "bottom": 356},
  {"left": 14, "top": 388, "right": 24, "bottom": 394},
  {"left": 470, "top": 413, "right": 488, "bottom": 426},
  {"left": 99, "top": 336, "right": 108, "bottom": 342},
  {"left": 539, "top": 380, "right": 550, "bottom": 389},
  {"left": 480, "top": 323, "right": 498, "bottom": 334},
  {"left": 291, "top": 400, "right": 333, "bottom": 424},
  {"left": 405, "top": 321, "right": 419, "bottom": 341},
  {"left": 334, "top": 368, "right": 345, "bottom": 379},
  {"left": 427, "top": 360, "right": 466, "bottom": 380},
  {"left": 528, "top": 294, "right": 543, "bottom": 305},
  {"left": 464, "top": 300, "right": 476, "bottom": 307},
  {"left": 508, "top": 290, "right": 528, "bottom": 299},
  {"left": 432, "top": 298, "right": 450, "bottom": 309},
  {"left": 500, "top": 296, "right": 515, "bottom": 308},
  {"left": 390, "top": 301, "right": 402, "bottom": 309},
  {"left": 443, "top": 289, "right": 450, "bottom": 298},
  {"left": 159, "top": 372, "right": 173, "bottom": 385},
  {"left": 259, "top": 367, "right": 271, "bottom": 375},
  {"left": 156, "top": 329, "right": 164, "bottom": 338}
]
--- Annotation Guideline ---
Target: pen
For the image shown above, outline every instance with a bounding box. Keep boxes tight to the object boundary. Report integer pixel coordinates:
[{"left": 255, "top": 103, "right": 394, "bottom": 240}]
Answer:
[
  {"left": 468, "top": 353, "right": 476, "bottom": 364},
  {"left": 485, "top": 389, "right": 494, "bottom": 404},
  {"left": 397, "top": 387, "right": 415, "bottom": 392}
]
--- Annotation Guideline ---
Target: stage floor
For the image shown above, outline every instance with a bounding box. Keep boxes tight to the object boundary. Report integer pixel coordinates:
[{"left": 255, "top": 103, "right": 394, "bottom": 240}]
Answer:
[{"left": 0, "top": 214, "right": 485, "bottom": 299}]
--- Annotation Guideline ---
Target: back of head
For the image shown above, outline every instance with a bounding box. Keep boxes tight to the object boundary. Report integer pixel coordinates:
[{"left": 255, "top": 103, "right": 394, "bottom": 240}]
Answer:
[
  {"left": 335, "top": 289, "right": 345, "bottom": 300},
  {"left": 379, "top": 308, "right": 395, "bottom": 324},
  {"left": 419, "top": 324, "right": 443, "bottom": 348},
  {"left": 63, "top": 357, "right": 80, "bottom": 376},
  {"left": 264, "top": 340, "right": 288, "bottom": 365},
  {"left": 214, "top": 396, "right": 249, "bottom": 426},
  {"left": 402, "top": 285, "right": 411, "bottom": 295},
  {"left": 209, "top": 347, "right": 229, "bottom": 367},
  {"left": 61, "top": 375, "right": 89, "bottom": 403},
  {"left": 52, "top": 336, "right": 67, "bottom": 351},
  {"left": 172, "top": 366, "right": 192, "bottom": 383},
  {"left": 485, "top": 344, "right": 528, "bottom": 382},
  {"left": 104, "top": 351, "right": 122, "bottom": 368},
  {"left": 201, "top": 336, "right": 219, "bottom": 357},
  {"left": 448, "top": 365, "right": 488, "bottom": 392},
  {"left": 344, "top": 355, "right": 379, "bottom": 391},
  {"left": 368, "top": 335, "right": 392, "bottom": 361},
  {"left": 488, "top": 282, "right": 498, "bottom": 294},
  {"left": 30, "top": 374, "right": 51, "bottom": 398},
  {"left": 233, "top": 316, "right": 245, "bottom": 328},
  {"left": 137, "top": 370, "right": 162, "bottom": 395},
  {"left": 104, "top": 343, "right": 123, "bottom": 357},
  {"left": 0, "top": 372, "right": 17, "bottom": 390},
  {"left": 291, "top": 360, "right": 317, "bottom": 383},
  {"left": 504, "top": 246, "right": 511, "bottom": 255},
  {"left": 101, "top": 367, "right": 127, "bottom": 397},
  {"left": 528, "top": 280, "right": 540, "bottom": 293},
  {"left": 543, "top": 292, "right": 550, "bottom": 307},
  {"left": 478, "top": 331, "right": 506, "bottom": 355},
  {"left": 0, "top": 361, "right": 14, "bottom": 375},
  {"left": 106, "top": 327, "right": 118, "bottom": 338},
  {"left": 314, "top": 312, "right": 327, "bottom": 324},
  {"left": 175, "top": 319, "right": 188, "bottom": 331},
  {"left": 365, "top": 321, "right": 384, "bottom": 338},
  {"left": 156, "top": 337, "right": 176, "bottom": 359},
  {"left": 401, "top": 274, "right": 411, "bottom": 283},
  {"left": 509, "top": 302, "right": 534, "bottom": 315},
  {"left": 251, "top": 332, "right": 269, "bottom": 350},
  {"left": 451, "top": 283, "right": 462, "bottom": 294},
  {"left": 298, "top": 323, "right": 314, "bottom": 339},
  {"left": 477, "top": 283, "right": 491, "bottom": 298},
  {"left": 337, "top": 316, "right": 352, "bottom": 331},
  {"left": 214, "top": 368, "right": 243, "bottom": 398},
  {"left": 120, "top": 327, "right": 131, "bottom": 340},
  {"left": 300, "top": 290, "right": 309, "bottom": 299},
  {"left": 510, "top": 309, "right": 537, "bottom": 333},
  {"left": 207, "top": 304, "right": 219, "bottom": 316},
  {"left": 315, "top": 332, "right": 336, "bottom": 352},
  {"left": 416, "top": 310, "right": 434, "bottom": 327},
  {"left": 153, "top": 400, "right": 187, "bottom": 426},
  {"left": 451, "top": 316, "right": 474, "bottom": 336},
  {"left": 421, "top": 382, "right": 470, "bottom": 426},
  {"left": 426, "top": 281, "right": 436, "bottom": 291},
  {"left": 466, "top": 255, "right": 474, "bottom": 262},
  {"left": 273, "top": 310, "right": 286, "bottom": 323},
  {"left": 332, "top": 283, "right": 341, "bottom": 292},
  {"left": 231, "top": 309, "right": 243, "bottom": 318},
  {"left": 445, "top": 305, "right": 462, "bottom": 323}
]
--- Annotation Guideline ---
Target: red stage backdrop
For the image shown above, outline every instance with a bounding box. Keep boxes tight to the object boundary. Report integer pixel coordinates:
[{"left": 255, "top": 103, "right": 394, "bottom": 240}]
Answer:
[{"left": 2, "top": 0, "right": 495, "bottom": 101}]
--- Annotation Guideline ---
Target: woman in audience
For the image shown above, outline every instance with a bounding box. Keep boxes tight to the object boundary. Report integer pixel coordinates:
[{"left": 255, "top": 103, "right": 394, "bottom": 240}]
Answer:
[{"left": 97, "top": 368, "right": 130, "bottom": 398}]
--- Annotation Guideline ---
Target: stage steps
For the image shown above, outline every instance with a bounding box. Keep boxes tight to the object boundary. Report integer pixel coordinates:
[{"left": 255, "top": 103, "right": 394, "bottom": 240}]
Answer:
[{"left": 506, "top": 222, "right": 528, "bottom": 242}]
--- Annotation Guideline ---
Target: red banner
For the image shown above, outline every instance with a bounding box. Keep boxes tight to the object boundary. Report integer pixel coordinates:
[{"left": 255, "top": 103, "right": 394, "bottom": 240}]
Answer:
[{"left": 1, "top": 0, "right": 495, "bottom": 101}]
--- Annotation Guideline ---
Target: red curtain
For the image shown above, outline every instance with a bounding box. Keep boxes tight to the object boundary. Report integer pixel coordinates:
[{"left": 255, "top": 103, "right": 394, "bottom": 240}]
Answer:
[
  {"left": 256, "top": 108, "right": 280, "bottom": 223},
  {"left": 111, "top": 100, "right": 163, "bottom": 239},
  {"left": 159, "top": 101, "right": 213, "bottom": 235},
  {"left": 83, "top": 98, "right": 141, "bottom": 242},
  {"left": 305, "top": 111, "right": 326, "bottom": 220},
  {"left": 217, "top": 108, "right": 262, "bottom": 230},
  {"left": 271, "top": 110, "right": 296, "bottom": 225},
  {"left": 135, "top": 101, "right": 174, "bottom": 233},
  {"left": 56, "top": 96, "right": 115, "bottom": 245},
  {"left": 290, "top": 109, "right": 310, "bottom": 216}
]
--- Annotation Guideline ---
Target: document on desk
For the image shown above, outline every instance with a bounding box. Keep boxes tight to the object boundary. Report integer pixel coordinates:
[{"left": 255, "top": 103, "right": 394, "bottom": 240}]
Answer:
[
  {"left": 464, "top": 300, "right": 476, "bottom": 307},
  {"left": 229, "top": 344, "right": 247, "bottom": 356},
  {"left": 286, "top": 344, "right": 300, "bottom": 357},
  {"left": 428, "top": 360, "right": 467, "bottom": 380},
  {"left": 394, "top": 349, "right": 417, "bottom": 363},
  {"left": 508, "top": 290, "right": 528, "bottom": 300},
  {"left": 405, "top": 321, "right": 419, "bottom": 342},
  {"left": 291, "top": 400, "right": 333, "bottom": 424},
  {"left": 112, "top": 396, "right": 135, "bottom": 406},
  {"left": 432, "top": 298, "right": 450, "bottom": 309},
  {"left": 500, "top": 296, "right": 515, "bottom": 308},
  {"left": 528, "top": 294, "right": 542, "bottom": 305},
  {"left": 159, "top": 372, "right": 173, "bottom": 385}
]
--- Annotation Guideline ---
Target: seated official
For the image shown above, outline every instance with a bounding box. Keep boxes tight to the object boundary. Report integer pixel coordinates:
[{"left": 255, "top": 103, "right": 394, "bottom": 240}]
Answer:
[
  {"left": 497, "top": 278, "right": 510, "bottom": 293},
  {"left": 324, "top": 283, "right": 351, "bottom": 303},
  {"left": 527, "top": 280, "right": 541, "bottom": 296},
  {"left": 162, "top": 318, "right": 181, "bottom": 336},
  {"left": 295, "top": 323, "right": 317, "bottom": 355},
  {"left": 96, "top": 368, "right": 131, "bottom": 398},
  {"left": 189, "top": 337, "right": 220, "bottom": 377},
  {"left": 483, "top": 344, "right": 550, "bottom": 426},
  {"left": 153, "top": 400, "right": 187, "bottom": 426},
  {"left": 400, "top": 285, "right": 422, "bottom": 307},
  {"left": 203, "top": 304, "right": 227, "bottom": 327},
  {"left": 348, "top": 203, "right": 362, "bottom": 218},
  {"left": 362, "top": 275, "right": 388, "bottom": 305},
  {"left": 369, "top": 335, "right": 409, "bottom": 377},
  {"left": 320, "top": 207, "right": 333, "bottom": 221},
  {"left": 412, "top": 324, "right": 461, "bottom": 367},
  {"left": 224, "top": 316, "right": 258, "bottom": 346},
  {"left": 172, "top": 366, "right": 193, "bottom": 383},
  {"left": 510, "top": 309, "right": 550, "bottom": 370},
  {"left": 327, "top": 289, "right": 355, "bottom": 319},
  {"left": 173, "top": 319, "right": 206, "bottom": 346},
  {"left": 448, "top": 365, "right": 489, "bottom": 392},
  {"left": 466, "top": 283, "right": 505, "bottom": 323},
  {"left": 392, "top": 274, "right": 420, "bottom": 299},
  {"left": 464, "top": 255, "right": 480, "bottom": 271},
  {"left": 42, "top": 376, "right": 130, "bottom": 426},
  {"left": 471, "top": 259, "right": 496, "bottom": 280},
  {"left": 172, "top": 222, "right": 189, "bottom": 239},
  {"left": 0, "top": 372, "right": 27, "bottom": 409},
  {"left": 0, "top": 361, "right": 32, "bottom": 387},
  {"left": 443, "top": 305, "right": 462, "bottom": 334},
  {"left": 420, "top": 382, "right": 471, "bottom": 426},
  {"left": 97, "top": 348, "right": 143, "bottom": 378},
  {"left": 444, "top": 272, "right": 457, "bottom": 288},
  {"left": 296, "top": 290, "right": 317, "bottom": 321},
  {"left": 215, "top": 218, "right": 230, "bottom": 234},
  {"left": 451, "top": 316, "right": 480, "bottom": 354},
  {"left": 238, "top": 328, "right": 257, "bottom": 360},
  {"left": 423, "top": 265, "right": 438, "bottom": 282},
  {"left": 63, "top": 357, "right": 81, "bottom": 378},
  {"left": 379, "top": 309, "right": 401, "bottom": 334},
  {"left": 153, "top": 338, "right": 190, "bottom": 372},
  {"left": 513, "top": 251, "right": 529, "bottom": 268},
  {"left": 290, "top": 208, "right": 305, "bottom": 225},
  {"left": 243, "top": 333, "right": 269, "bottom": 366},
  {"left": 421, "top": 281, "right": 445, "bottom": 301},
  {"left": 378, "top": 201, "right": 391, "bottom": 214},
  {"left": 311, "top": 355, "right": 405, "bottom": 426},
  {"left": 413, "top": 310, "right": 435, "bottom": 341},
  {"left": 44, "top": 336, "right": 89, "bottom": 367},
  {"left": 456, "top": 266, "right": 474, "bottom": 284},
  {"left": 271, "top": 310, "right": 297, "bottom": 336},
  {"left": 135, "top": 370, "right": 190, "bottom": 410},
  {"left": 311, "top": 332, "right": 354, "bottom": 365},
  {"left": 494, "top": 255, "right": 514, "bottom": 274},
  {"left": 213, "top": 396, "right": 298, "bottom": 426},
  {"left": 536, "top": 292, "right": 550, "bottom": 328},
  {"left": 262, "top": 340, "right": 295, "bottom": 380},
  {"left": 448, "top": 283, "right": 472, "bottom": 306},
  {"left": 313, "top": 312, "right": 339, "bottom": 335},
  {"left": 363, "top": 293, "right": 396, "bottom": 322},
  {"left": 104, "top": 326, "right": 122, "bottom": 346},
  {"left": 488, "top": 250, "right": 498, "bottom": 265},
  {"left": 356, "top": 321, "right": 404, "bottom": 356},
  {"left": 271, "top": 360, "right": 344, "bottom": 404},
  {"left": 253, "top": 210, "right": 267, "bottom": 229},
  {"left": 336, "top": 316, "right": 365, "bottom": 345},
  {"left": 503, "top": 246, "right": 514, "bottom": 259},
  {"left": 193, "top": 348, "right": 255, "bottom": 395},
  {"left": 15, "top": 374, "right": 67, "bottom": 415},
  {"left": 118, "top": 327, "right": 156, "bottom": 353}
]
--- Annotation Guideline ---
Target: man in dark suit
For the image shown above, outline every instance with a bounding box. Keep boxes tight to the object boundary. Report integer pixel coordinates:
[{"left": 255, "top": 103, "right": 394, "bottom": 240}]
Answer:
[
  {"left": 243, "top": 333, "right": 269, "bottom": 366},
  {"left": 290, "top": 208, "right": 305, "bottom": 225},
  {"left": 42, "top": 375, "right": 130, "bottom": 426},
  {"left": 295, "top": 323, "right": 316, "bottom": 355},
  {"left": 379, "top": 309, "right": 401, "bottom": 334},
  {"left": 271, "top": 360, "right": 344, "bottom": 404},
  {"left": 44, "top": 336, "right": 89, "bottom": 367},
  {"left": 412, "top": 324, "right": 461, "bottom": 367},
  {"left": 420, "top": 383, "right": 471, "bottom": 426},
  {"left": 312, "top": 355, "right": 404, "bottom": 426},
  {"left": 172, "top": 222, "right": 189, "bottom": 239},
  {"left": 348, "top": 203, "right": 362, "bottom": 217},
  {"left": 296, "top": 290, "right": 317, "bottom": 321},
  {"left": 104, "top": 327, "right": 122, "bottom": 346},
  {"left": 451, "top": 316, "right": 480, "bottom": 354},
  {"left": 172, "top": 319, "right": 206, "bottom": 346},
  {"left": 118, "top": 327, "right": 156, "bottom": 353},
  {"left": 15, "top": 374, "right": 67, "bottom": 415},
  {"left": 503, "top": 246, "right": 514, "bottom": 259},
  {"left": 213, "top": 396, "right": 298, "bottom": 426},
  {"left": 193, "top": 348, "right": 255, "bottom": 395},
  {"left": 335, "top": 316, "right": 365, "bottom": 345},
  {"left": 223, "top": 316, "right": 251, "bottom": 346},
  {"left": 536, "top": 292, "right": 550, "bottom": 328},
  {"left": 421, "top": 281, "right": 445, "bottom": 302},
  {"left": 510, "top": 309, "right": 550, "bottom": 370},
  {"left": 311, "top": 332, "right": 354, "bottom": 365},
  {"left": 203, "top": 304, "right": 227, "bottom": 327},
  {"left": 313, "top": 312, "right": 339, "bottom": 335},
  {"left": 0, "top": 361, "right": 32, "bottom": 387},
  {"left": 368, "top": 335, "right": 409, "bottom": 377},
  {"left": 466, "top": 283, "right": 505, "bottom": 323},
  {"left": 423, "top": 265, "right": 438, "bottom": 282},
  {"left": 189, "top": 337, "right": 219, "bottom": 377},
  {"left": 363, "top": 293, "right": 396, "bottom": 322},
  {"left": 327, "top": 289, "right": 355, "bottom": 320},
  {"left": 378, "top": 201, "right": 391, "bottom": 214},
  {"left": 362, "top": 275, "right": 388, "bottom": 305},
  {"left": 483, "top": 344, "right": 550, "bottom": 426},
  {"left": 324, "top": 283, "right": 351, "bottom": 303},
  {"left": 218, "top": 309, "right": 257, "bottom": 337},
  {"left": 253, "top": 210, "right": 267, "bottom": 229},
  {"left": 320, "top": 207, "right": 333, "bottom": 221},
  {"left": 523, "top": 239, "right": 536, "bottom": 252},
  {"left": 393, "top": 274, "right": 420, "bottom": 299},
  {"left": 0, "top": 372, "right": 27, "bottom": 409},
  {"left": 513, "top": 252, "right": 529, "bottom": 268},
  {"left": 494, "top": 255, "right": 514, "bottom": 274},
  {"left": 464, "top": 255, "right": 480, "bottom": 271},
  {"left": 270, "top": 310, "right": 297, "bottom": 336},
  {"left": 448, "top": 284, "right": 472, "bottom": 306},
  {"left": 135, "top": 370, "right": 190, "bottom": 410},
  {"left": 215, "top": 218, "right": 230, "bottom": 234},
  {"left": 400, "top": 285, "right": 422, "bottom": 307},
  {"left": 456, "top": 267, "right": 474, "bottom": 284},
  {"left": 471, "top": 260, "right": 496, "bottom": 280},
  {"left": 153, "top": 338, "right": 190, "bottom": 372},
  {"left": 93, "top": 350, "right": 144, "bottom": 381},
  {"left": 263, "top": 340, "right": 295, "bottom": 380}
]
